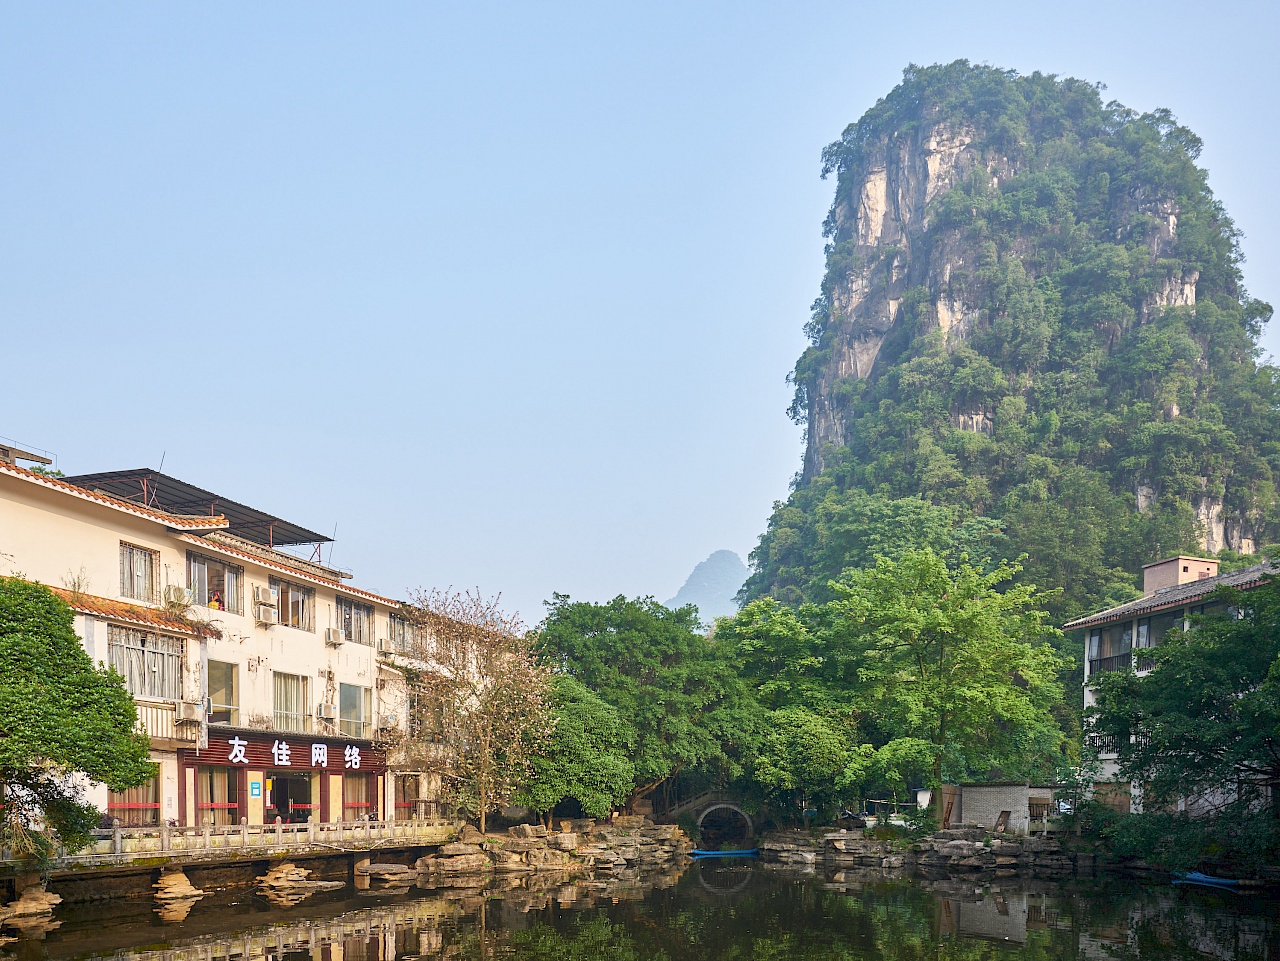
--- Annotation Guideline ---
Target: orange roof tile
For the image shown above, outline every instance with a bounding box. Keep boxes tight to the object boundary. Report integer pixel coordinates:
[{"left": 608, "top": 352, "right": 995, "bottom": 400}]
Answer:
[
  {"left": 176, "top": 533, "right": 403, "bottom": 607},
  {"left": 49, "top": 587, "right": 208, "bottom": 637},
  {"left": 0, "top": 461, "right": 229, "bottom": 531}
]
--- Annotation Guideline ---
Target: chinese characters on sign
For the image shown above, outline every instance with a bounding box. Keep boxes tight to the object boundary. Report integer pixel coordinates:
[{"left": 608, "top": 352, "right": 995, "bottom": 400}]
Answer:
[{"left": 224, "top": 737, "right": 367, "bottom": 769}]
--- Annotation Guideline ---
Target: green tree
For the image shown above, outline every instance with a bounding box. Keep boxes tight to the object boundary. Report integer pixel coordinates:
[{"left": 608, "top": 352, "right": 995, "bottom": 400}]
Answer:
[
  {"left": 518, "top": 675, "right": 635, "bottom": 821},
  {"left": 1087, "top": 573, "right": 1280, "bottom": 869},
  {"left": 0, "top": 576, "right": 154, "bottom": 855},
  {"left": 536, "top": 595, "right": 757, "bottom": 804},
  {"left": 829, "top": 551, "right": 1066, "bottom": 785},
  {"left": 754, "top": 707, "right": 853, "bottom": 819}
]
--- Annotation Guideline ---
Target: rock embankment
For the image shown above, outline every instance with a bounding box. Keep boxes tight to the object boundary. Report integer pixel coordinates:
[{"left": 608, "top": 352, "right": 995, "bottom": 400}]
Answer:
[
  {"left": 417, "top": 816, "right": 691, "bottom": 879},
  {"left": 760, "top": 824, "right": 1079, "bottom": 879}
]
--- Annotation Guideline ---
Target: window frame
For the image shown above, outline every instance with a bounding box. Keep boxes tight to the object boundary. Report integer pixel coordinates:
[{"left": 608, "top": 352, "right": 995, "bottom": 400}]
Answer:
[
  {"left": 339, "top": 682, "right": 372, "bottom": 738},
  {"left": 272, "top": 671, "right": 311, "bottom": 733},
  {"left": 271, "top": 577, "right": 315, "bottom": 632},
  {"left": 336, "top": 596, "right": 374, "bottom": 646},
  {"left": 186, "top": 551, "right": 244, "bottom": 615},
  {"left": 119, "top": 542, "right": 159, "bottom": 604},
  {"left": 108, "top": 624, "right": 184, "bottom": 700},
  {"left": 207, "top": 659, "right": 239, "bottom": 725}
]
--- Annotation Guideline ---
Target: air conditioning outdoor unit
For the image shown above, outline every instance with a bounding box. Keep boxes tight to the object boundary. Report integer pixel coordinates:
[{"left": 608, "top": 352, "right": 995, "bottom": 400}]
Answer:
[
  {"left": 254, "top": 584, "right": 279, "bottom": 607},
  {"left": 175, "top": 701, "right": 203, "bottom": 722},
  {"left": 255, "top": 604, "right": 279, "bottom": 625},
  {"left": 325, "top": 627, "right": 345, "bottom": 646},
  {"left": 377, "top": 637, "right": 394, "bottom": 654},
  {"left": 316, "top": 703, "right": 337, "bottom": 721}
]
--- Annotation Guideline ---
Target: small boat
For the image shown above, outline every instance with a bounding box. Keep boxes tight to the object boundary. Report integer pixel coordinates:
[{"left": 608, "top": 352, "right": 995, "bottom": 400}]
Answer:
[
  {"left": 1173, "top": 871, "right": 1241, "bottom": 889},
  {"left": 692, "top": 848, "right": 759, "bottom": 858}
]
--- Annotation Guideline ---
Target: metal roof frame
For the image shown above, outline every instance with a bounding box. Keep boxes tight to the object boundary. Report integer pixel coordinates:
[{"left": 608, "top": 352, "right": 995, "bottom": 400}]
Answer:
[{"left": 63, "top": 469, "right": 331, "bottom": 547}]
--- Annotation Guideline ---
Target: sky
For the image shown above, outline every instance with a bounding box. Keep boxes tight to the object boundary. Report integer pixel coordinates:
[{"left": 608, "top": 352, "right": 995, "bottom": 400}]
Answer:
[{"left": 3, "top": 1, "right": 1278, "bottom": 621}]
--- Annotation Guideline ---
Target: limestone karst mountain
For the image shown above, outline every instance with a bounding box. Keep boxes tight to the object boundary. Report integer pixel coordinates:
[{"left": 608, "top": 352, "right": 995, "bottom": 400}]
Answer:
[
  {"left": 665, "top": 550, "right": 748, "bottom": 622},
  {"left": 744, "top": 61, "right": 1280, "bottom": 619}
]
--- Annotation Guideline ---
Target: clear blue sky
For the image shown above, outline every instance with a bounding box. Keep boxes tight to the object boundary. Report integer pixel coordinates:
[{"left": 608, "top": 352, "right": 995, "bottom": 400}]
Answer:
[{"left": 3, "top": 2, "right": 1278, "bottom": 620}]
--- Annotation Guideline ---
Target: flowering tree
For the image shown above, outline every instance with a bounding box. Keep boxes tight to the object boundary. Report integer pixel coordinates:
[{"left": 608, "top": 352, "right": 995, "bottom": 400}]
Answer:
[{"left": 400, "top": 590, "right": 553, "bottom": 833}]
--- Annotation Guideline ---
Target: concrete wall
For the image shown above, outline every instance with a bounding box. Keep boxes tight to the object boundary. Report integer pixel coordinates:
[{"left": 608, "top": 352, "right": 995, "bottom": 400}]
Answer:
[{"left": 960, "top": 784, "right": 1032, "bottom": 834}]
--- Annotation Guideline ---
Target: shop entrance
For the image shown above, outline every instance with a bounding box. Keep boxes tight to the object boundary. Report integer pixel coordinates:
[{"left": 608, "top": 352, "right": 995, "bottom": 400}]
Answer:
[{"left": 266, "top": 772, "right": 313, "bottom": 823}]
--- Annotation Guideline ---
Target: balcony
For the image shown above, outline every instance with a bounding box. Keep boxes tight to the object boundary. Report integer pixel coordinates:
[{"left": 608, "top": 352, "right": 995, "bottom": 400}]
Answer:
[
  {"left": 1086, "top": 732, "right": 1120, "bottom": 757},
  {"left": 1088, "top": 653, "right": 1132, "bottom": 676},
  {"left": 135, "top": 699, "right": 199, "bottom": 744}
]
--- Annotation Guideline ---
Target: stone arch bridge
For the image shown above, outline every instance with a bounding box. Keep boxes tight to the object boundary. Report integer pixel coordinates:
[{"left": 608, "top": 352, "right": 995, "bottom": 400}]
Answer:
[{"left": 652, "top": 789, "right": 754, "bottom": 837}]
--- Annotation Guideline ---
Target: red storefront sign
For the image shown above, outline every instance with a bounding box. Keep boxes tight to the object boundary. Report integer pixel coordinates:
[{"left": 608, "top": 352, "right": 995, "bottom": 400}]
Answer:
[{"left": 182, "top": 732, "right": 387, "bottom": 773}]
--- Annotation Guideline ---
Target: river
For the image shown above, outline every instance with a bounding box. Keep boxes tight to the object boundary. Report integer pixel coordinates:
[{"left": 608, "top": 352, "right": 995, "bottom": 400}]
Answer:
[{"left": 10, "top": 861, "right": 1279, "bottom": 961}]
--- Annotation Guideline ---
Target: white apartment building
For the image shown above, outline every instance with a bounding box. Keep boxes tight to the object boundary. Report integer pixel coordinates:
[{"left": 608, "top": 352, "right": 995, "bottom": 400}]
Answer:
[
  {"left": 1066, "top": 554, "right": 1270, "bottom": 813},
  {"left": 0, "top": 453, "right": 432, "bottom": 830}
]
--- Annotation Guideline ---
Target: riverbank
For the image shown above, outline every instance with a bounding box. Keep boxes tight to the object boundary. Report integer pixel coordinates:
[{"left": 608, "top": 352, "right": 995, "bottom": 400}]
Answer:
[{"left": 758, "top": 824, "right": 1251, "bottom": 882}]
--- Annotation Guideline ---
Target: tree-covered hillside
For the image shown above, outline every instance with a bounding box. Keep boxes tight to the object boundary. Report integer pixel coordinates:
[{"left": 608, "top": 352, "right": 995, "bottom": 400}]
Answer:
[{"left": 744, "top": 61, "right": 1280, "bottom": 621}]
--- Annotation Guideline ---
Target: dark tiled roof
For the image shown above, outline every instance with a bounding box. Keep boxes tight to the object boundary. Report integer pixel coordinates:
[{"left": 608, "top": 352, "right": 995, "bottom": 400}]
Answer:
[{"left": 1063, "top": 563, "right": 1276, "bottom": 630}]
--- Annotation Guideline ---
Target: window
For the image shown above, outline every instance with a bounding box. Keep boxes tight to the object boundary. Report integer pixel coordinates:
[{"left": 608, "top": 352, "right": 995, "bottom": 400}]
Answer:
[
  {"left": 208, "top": 660, "right": 238, "bottom": 725},
  {"left": 343, "top": 772, "right": 372, "bottom": 820},
  {"left": 1087, "top": 623, "right": 1132, "bottom": 676},
  {"left": 409, "top": 690, "right": 445, "bottom": 742},
  {"left": 108, "top": 775, "right": 160, "bottom": 827},
  {"left": 336, "top": 596, "right": 374, "bottom": 646},
  {"left": 273, "top": 672, "right": 311, "bottom": 733},
  {"left": 395, "top": 775, "right": 421, "bottom": 821},
  {"left": 388, "top": 612, "right": 418, "bottom": 653},
  {"left": 187, "top": 552, "right": 243, "bottom": 614},
  {"left": 271, "top": 578, "right": 314, "bottom": 631},
  {"left": 339, "top": 683, "right": 372, "bottom": 738},
  {"left": 108, "top": 625, "right": 183, "bottom": 700},
  {"left": 119, "top": 542, "right": 158, "bottom": 603},
  {"left": 196, "top": 767, "right": 241, "bottom": 826}
]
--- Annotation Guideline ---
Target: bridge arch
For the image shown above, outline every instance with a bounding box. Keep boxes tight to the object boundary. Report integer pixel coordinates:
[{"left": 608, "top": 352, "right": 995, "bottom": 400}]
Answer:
[{"left": 696, "top": 803, "right": 753, "bottom": 837}]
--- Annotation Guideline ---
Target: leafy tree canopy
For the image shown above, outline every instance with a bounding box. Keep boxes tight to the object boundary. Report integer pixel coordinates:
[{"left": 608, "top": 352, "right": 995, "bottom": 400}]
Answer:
[
  {"left": 536, "top": 595, "right": 759, "bottom": 801},
  {"left": 518, "top": 675, "right": 635, "bottom": 820},
  {"left": 0, "top": 577, "right": 154, "bottom": 855}
]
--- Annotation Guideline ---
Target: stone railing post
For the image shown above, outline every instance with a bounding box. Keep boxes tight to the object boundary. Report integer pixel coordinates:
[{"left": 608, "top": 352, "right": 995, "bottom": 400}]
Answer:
[
  {"left": 308, "top": 816, "right": 316, "bottom": 844},
  {"left": 241, "top": 817, "right": 249, "bottom": 847},
  {"left": 275, "top": 816, "right": 283, "bottom": 844},
  {"left": 365, "top": 818, "right": 372, "bottom": 843},
  {"left": 112, "top": 818, "right": 122, "bottom": 855},
  {"left": 160, "top": 823, "right": 170, "bottom": 852}
]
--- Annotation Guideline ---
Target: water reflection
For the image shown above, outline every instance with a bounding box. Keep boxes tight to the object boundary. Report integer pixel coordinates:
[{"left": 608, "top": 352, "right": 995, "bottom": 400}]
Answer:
[{"left": 11, "top": 864, "right": 1279, "bottom": 961}]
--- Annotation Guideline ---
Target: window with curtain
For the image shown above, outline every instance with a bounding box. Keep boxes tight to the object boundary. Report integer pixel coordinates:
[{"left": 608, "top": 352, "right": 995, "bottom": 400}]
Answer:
[
  {"left": 119, "top": 542, "right": 158, "bottom": 603},
  {"left": 339, "top": 683, "right": 372, "bottom": 737},
  {"left": 343, "top": 773, "right": 371, "bottom": 820},
  {"left": 208, "top": 660, "right": 238, "bottom": 725},
  {"left": 187, "top": 552, "right": 243, "bottom": 614},
  {"left": 336, "top": 596, "right": 374, "bottom": 646},
  {"left": 108, "top": 625, "right": 183, "bottom": 700},
  {"left": 107, "top": 775, "right": 160, "bottom": 827},
  {"left": 395, "top": 775, "right": 421, "bottom": 821},
  {"left": 271, "top": 578, "right": 315, "bottom": 631},
  {"left": 388, "top": 612, "right": 418, "bottom": 653},
  {"left": 196, "top": 767, "right": 240, "bottom": 826},
  {"left": 273, "top": 671, "right": 310, "bottom": 732}
]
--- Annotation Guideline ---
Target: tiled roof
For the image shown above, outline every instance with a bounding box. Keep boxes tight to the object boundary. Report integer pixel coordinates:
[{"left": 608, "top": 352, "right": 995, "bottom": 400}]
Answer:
[
  {"left": 0, "top": 461, "right": 229, "bottom": 532},
  {"left": 50, "top": 587, "right": 205, "bottom": 637},
  {"left": 1063, "top": 562, "right": 1275, "bottom": 631},
  {"left": 177, "top": 533, "right": 403, "bottom": 608}
]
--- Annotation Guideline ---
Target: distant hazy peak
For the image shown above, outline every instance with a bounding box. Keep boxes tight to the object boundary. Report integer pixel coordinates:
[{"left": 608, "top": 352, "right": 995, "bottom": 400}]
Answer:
[{"left": 665, "top": 550, "right": 748, "bottom": 622}]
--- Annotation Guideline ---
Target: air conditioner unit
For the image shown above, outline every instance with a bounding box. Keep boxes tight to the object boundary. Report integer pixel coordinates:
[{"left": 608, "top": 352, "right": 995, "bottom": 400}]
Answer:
[
  {"left": 325, "top": 627, "right": 345, "bottom": 646},
  {"left": 254, "top": 584, "right": 279, "bottom": 607},
  {"left": 255, "top": 604, "right": 279, "bottom": 625},
  {"left": 175, "top": 700, "right": 203, "bottom": 722},
  {"left": 377, "top": 637, "right": 394, "bottom": 653},
  {"left": 316, "top": 703, "right": 337, "bottom": 721}
]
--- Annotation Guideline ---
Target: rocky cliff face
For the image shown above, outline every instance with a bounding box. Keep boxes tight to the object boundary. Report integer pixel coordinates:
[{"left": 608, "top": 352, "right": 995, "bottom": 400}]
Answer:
[{"left": 785, "top": 63, "right": 1277, "bottom": 562}]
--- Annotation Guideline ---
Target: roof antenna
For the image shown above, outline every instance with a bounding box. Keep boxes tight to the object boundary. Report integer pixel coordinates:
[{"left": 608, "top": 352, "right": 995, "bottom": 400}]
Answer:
[
  {"left": 325, "top": 524, "right": 338, "bottom": 568},
  {"left": 158, "top": 451, "right": 166, "bottom": 473}
]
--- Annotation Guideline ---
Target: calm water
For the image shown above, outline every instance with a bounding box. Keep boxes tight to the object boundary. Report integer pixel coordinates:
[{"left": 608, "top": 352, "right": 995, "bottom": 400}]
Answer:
[{"left": 13, "top": 862, "right": 1280, "bottom": 961}]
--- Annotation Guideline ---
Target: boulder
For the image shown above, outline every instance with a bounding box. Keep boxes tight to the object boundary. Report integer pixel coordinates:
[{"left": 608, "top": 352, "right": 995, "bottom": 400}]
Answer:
[
  {"left": 552, "top": 833, "right": 580, "bottom": 851},
  {"left": 441, "top": 842, "right": 483, "bottom": 856},
  {"left": 435, "top": 854, "right": 493, "bottom": 874}
]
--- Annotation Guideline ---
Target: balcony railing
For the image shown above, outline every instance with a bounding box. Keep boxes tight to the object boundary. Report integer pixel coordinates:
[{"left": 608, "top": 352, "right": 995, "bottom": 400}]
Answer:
[
  {"left": 1086, "top": 732, "right": 1120, "bottom": 756},
  {"left": 1088, "top": 653, "right": 1132, "bottom": 676}
]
